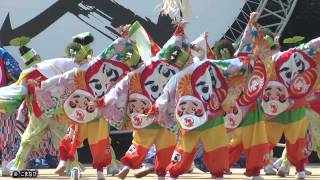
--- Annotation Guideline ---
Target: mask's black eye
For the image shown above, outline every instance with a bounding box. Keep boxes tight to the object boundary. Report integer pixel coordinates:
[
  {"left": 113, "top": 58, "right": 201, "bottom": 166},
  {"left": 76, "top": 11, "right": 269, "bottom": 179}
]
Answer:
[
  {"left": 151, "top": 85, "right": 159, "bottom": 92},
  {"left": 106, "top": 69, "right": 119, "bottom": 81},
  {"left": 202, "top": 86, "right": 209, "bottom": 93},
  {"left": 285, "top": 71, "right": 292, "bottom": 79},
  {"left": 94, "top": 83, "right": 102, "bottom": 90}
]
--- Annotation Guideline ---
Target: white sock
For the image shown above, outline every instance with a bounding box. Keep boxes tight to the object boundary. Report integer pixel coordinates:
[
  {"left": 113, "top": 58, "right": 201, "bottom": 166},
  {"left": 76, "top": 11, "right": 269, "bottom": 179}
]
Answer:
[
  {"left": 157, "top": 176, "right": 165, "bottom": 180},
  {"left": 168, "top": 178, "right": 176, "bottom": 180},
  {"left": 121, "top": 165, "right": 130, "bottom": 171},
  {"left": 57, "top": 160, "right": 66, "bottom": 168},
  {"left": 97, "top": 171, "right": 104, "bottom": 178},
  {"left": 296, "top": 171, "right": 306, "bottom": 178}
]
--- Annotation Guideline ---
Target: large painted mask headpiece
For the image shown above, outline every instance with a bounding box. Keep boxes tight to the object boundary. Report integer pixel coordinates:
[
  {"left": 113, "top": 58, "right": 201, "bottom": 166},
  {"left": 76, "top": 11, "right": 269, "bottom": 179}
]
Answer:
[
  {"left": 63, "top": 89, "right": 98, "bottom": 123},
  {"left": 141, "top": 60, "right": 179, "bottom": 102},
  {"left": 176, "top": 96, "right": 207, "bottom": 130},
  {"left": 86, "top": 59, "right": 131, "bottom": 98},
  {"left": 191, "top": 61, "right": 228, "bottom": 112},
  {"left": 261, "top": 81, "right": 290, "bottom": 116},
  {"left": 127, "top": 93, "right": 154, "bottom": 128},
  {"left": 275, "top": 49, "right": 317, "bottom": 98}
]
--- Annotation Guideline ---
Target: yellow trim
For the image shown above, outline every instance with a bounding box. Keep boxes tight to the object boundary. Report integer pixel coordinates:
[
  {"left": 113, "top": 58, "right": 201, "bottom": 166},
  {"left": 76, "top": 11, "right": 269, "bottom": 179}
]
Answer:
[
  {"left": 78, "top": 118, "right": 109, "bottom": 145},
  {"left": 177, "top": 124, "right": 228, "bottom": 153},
  {"left": 241, "top": 120, "right": 268, "bottom": 149},
  {"left": 132, "top": 128, "right": 176, "bottom": 150},
  {"left": 265, "top": 117, "right": 307, "bottom": 144}
]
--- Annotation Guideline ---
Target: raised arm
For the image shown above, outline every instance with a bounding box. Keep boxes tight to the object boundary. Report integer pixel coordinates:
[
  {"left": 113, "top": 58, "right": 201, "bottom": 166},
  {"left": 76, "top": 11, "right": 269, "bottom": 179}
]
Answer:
[
  {"left": 300, "top": 37, "right": 320, "bottom": 59},
  {"left": 35, "top": 69, "right": 77, "bottom": 110},
  {"left": 235, "top": 12, "right": 259, "bottom": 56},
  {"left": 102, "top": 74, "right": 130, "bottom": 130},
  {"left": 156, "top": 75, "right": 178, "bottom": 129}
]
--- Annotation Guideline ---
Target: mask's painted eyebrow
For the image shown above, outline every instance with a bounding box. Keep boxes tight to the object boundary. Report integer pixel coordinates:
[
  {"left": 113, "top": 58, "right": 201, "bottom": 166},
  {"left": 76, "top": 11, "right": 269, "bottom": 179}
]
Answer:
[
  {"left": 85, "top": 97, "right": 90, "bottom": 102},
  {"left": 196, "top": 81, "right": 206, "bottom": 87},
  {"left": 265, "top": 87, "right": 272, "bottom": 91},
  {"left": 179, "top": 102, "right": 187, "bottom": 106},
  {"left": 109, "top": 69, "right": 119, "bottom": 81},
  {"left": 145, "top": 80, "right": 155, "bottom": 86},
  {"left": 89, "top": 79, "right": 99, "bottom": 83},
  {"left": 129, "top": 99, "right": 137, "bottom": 103},
  {"left": 280, "top": 67, "right": 290, "bottom": 73},
  {"left": 102, "top": 64, "right": 107, "bottom": 74},
  {"left": 73, "top": 95, "right": 80, "bottom": 98},
  {"left": 192, "top": 102, "right": 199, "bottom": 106},
  {"left": 158, "top": 64, "right": 163, "bottom": 73}
]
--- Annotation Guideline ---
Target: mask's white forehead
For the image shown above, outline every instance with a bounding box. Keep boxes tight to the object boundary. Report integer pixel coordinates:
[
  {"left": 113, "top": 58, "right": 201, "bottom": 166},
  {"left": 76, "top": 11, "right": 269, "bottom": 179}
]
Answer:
[
  {"left": 88, "top": 62, "right": 125, "bottom": 98},
  {"left": 281, "top": 52, "right": 311, "bottom": 71},
  {"left": 196, "top": 66, "right": 221, "bottom": 88},
  {"left": 143, "top": 62, "right": 178, "bottom": 100},
  {"left": 279, "top": 52, "right": 310, "bottom": 86}
]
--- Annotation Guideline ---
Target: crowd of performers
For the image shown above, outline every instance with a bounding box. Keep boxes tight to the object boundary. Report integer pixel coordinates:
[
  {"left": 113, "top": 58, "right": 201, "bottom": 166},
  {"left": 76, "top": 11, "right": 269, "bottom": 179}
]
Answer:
[{"left": 0, "top": 12, "right": 320, "bottom": 180}]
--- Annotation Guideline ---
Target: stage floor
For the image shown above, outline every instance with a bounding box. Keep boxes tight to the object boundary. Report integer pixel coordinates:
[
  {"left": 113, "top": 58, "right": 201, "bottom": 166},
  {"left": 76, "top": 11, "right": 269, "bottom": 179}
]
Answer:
[{"left": 1, "top": 164, "right": 320, "bottom": 179}]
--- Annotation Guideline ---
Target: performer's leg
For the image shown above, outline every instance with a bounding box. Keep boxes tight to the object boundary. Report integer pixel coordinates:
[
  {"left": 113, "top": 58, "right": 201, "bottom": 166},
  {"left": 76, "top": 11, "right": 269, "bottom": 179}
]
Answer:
[
  {"left": 87, "top": 119, "right": 112, "bottom": 180},
  {"left": 1, "top": 113, "right": 16, "bottom": 176},
  {"left": 229, "top": 128, "right": 243, "bottom": 168},
  {"left": 265, "top": 121, "right": 286, "bottom": 148},
  {"left": 134, "top": 144, "right": 156, "bottom": 178},
  {"left": 167, "top": 131, "right": 200, "bottom": 179},
  {"left": 242, "top": 121, "right": 269, "bottom": 176},
  {"left": 284, "top": 117, "right": 308, "bottom": 177},
  {"left": 118, "top": 127, "right": 158, "bottom": 179},
  {"left": 154, "top": 128, "right": 176, "bottom": 178},
  {"left": 200, "top": 124, "right": 229, "bottom": 179},
  {"left": 54, "top": 134, "right": 72, "bottom": 175},
  {"left": 11, "top": 114, "right": 50, "bottom": 170},
  {"left": 276, "top": 148, "right": 291, "bottom": 177},
  {"left": 120, "top": 128, "right": 157, "bottom": 169}
]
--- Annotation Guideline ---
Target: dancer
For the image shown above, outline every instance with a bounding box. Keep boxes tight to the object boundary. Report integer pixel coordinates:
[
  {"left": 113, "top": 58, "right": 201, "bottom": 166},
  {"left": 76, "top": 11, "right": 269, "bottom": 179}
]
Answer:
[
  {"left": 226, "top": 12, "right": 273, "bottom": 180},
  {"left": 155, "top": 57, "right": 249, "bottom": 179},
  {"left": 38, "top": 29, "right": 146, "bottom": 180},
  {"left": 2, "top": 39, "right": 85, "bottom": 172},
  {"left": 261, "top": 35, "right": 320, "bottom": 180},
  {"left": 103, "top": 21, "right": 193, "bottom": 180},
  {"left": 0, "top": 46, "right": 22, "bottom": 176},
  {"left": 133, "top": 32, "right": 214, "bottom": 178}
]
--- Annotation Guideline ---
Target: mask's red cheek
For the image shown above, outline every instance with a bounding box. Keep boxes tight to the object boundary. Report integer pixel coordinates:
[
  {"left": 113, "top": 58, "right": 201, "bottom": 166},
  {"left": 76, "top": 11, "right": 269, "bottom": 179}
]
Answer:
[
  {"left": 69, "top": 100, "right": 77, "bottom": 108},
  {"left": 195, "top": 108, "right": 203, "bottom": 117},
  {"left": 279, "top": 93, "right": 286, "bottom": 102}
]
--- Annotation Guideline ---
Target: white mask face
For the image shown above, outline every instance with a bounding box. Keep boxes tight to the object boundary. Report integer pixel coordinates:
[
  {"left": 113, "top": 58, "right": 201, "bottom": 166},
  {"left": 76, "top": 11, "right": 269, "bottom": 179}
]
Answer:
[
  {"left": 127, "top": 93, "right": 154, "bottom": 128},
  {"left": 194, "top": 66, "right": 221, "bottom": 103},
  {"left": 88, "top": 62, "right": 125, "bottom": 98},
  {"left": 223, "top": 103, "right": 242, "bottom": 129},
  {"left": 279, "top": 52, "right": 310, "bottom": 87},
  {"left": 261, "top": 81, "right": 289, "bottom": 116},
  {"left": 64, "top": 90, "right": 98, "bottom": 123},
  {"left": 176, "top": 96, "right": 207, "bottom": 130},
  {"left": 143, "top": 62, "right": 178, "bottom": 101}
]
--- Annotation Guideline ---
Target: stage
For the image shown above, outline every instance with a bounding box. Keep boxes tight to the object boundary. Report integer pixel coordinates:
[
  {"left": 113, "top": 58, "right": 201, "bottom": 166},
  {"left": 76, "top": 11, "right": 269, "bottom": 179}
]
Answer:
[{"left": 1, "top": 164, "right": 320, "bottom": 179}]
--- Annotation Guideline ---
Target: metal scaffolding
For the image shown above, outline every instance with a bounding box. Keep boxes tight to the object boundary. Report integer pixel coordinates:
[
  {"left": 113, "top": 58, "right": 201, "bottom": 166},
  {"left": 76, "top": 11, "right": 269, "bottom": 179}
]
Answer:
[{"left": 223, "top": 0, "right": 298, "bottom": 42}]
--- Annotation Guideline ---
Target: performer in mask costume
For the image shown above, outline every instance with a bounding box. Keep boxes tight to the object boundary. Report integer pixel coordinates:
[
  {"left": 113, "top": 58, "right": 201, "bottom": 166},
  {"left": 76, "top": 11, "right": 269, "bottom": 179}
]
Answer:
[
  {"left": 260, "top": 30, "right": 319, "bottom": 180},
  {"left": 103, "top": 21, "right": 193, "bottom": 180},
  {"left": 37, "top": 30, "right": 144, "bottom": 180},
  {"left": 1, "top": 35, "right": 86, "bottom": 172}
]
